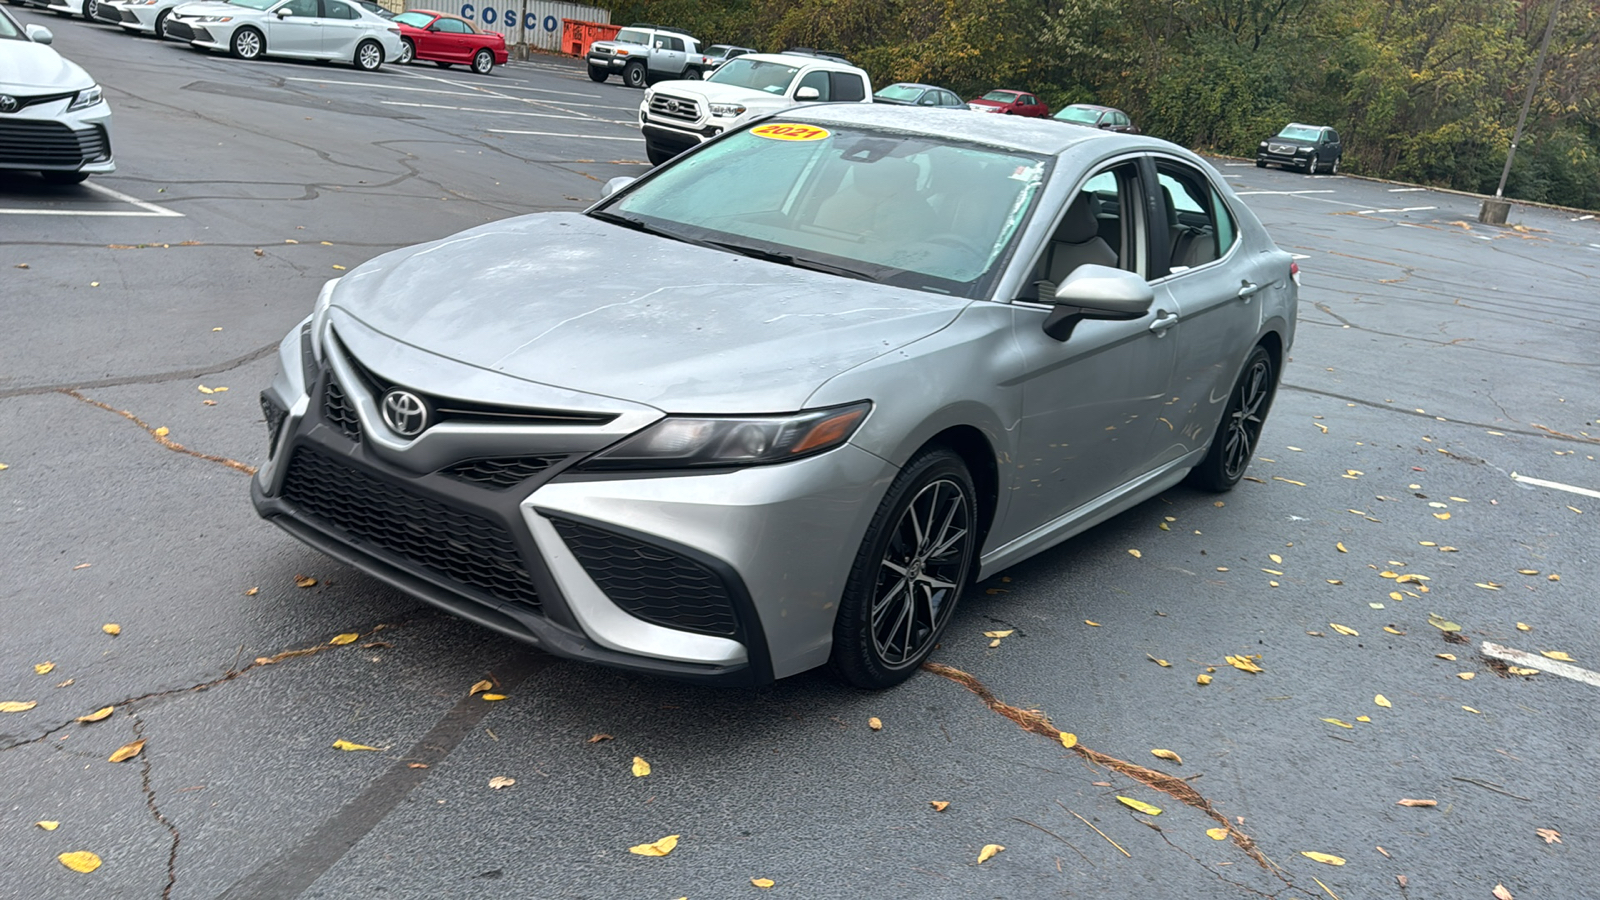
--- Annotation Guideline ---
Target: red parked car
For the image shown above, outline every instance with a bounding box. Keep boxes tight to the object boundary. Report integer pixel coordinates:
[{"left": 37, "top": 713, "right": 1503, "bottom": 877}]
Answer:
[
  {"left": 967, "top": 89, "right": 1049, "bottom": 117},
  {"left": 392, "top": 10, "right": 507, "bottom": 75}
]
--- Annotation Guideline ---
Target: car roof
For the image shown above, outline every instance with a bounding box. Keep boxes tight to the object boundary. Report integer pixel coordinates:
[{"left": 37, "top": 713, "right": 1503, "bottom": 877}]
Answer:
[
  {"left": 739, "top": 51, "right": 865, "bottom": 72},
  {"left": 882, "top": 83, "right": 940, "bottom": 91},
  {"left": 1065, "top": 103, "right": 1114, "bottom": 112},
  {"left": 772, "top": 104, "right": 1145, "bottom": 156}
]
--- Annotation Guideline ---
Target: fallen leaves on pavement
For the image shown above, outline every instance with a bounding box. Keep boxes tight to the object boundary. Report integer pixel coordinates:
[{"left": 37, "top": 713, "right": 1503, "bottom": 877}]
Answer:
[
  {"left": 1536, "top": 827, "right": 1561, "bottom": 844},
  {"left": 1150, "top": 749, "right": 1182, "bottom": 765},
  {"left": 751, "top": 877, "right": 776, "bottom": 888},
  {"left": 627, "top": 834, "right": 678, "bottom": 857},
  {"left": 0, "top": 700, "right": 38, "bottom": 713},
  {"left": 331, "top": 740, "right": 381, "bottom": 752},
  {"left": 58, "top": 851, "right": 102, "bottom": 873},
  {"left": 36, "top": 820, "right": 59, "bottom": 830},
  {"left": 868, "top": 716, "right": 883, "bottom": 731},
  {"left": 329, "top": 633, "right": 359, "bottom": 646},
  {"left": 929, "top": 801, "right": 950, "bottom": 812},
  {"left": 1116, "top": 796, "right": 1162, "bottom": 815},
  {"left": 1396, "top": 798, "right": 1437, "bottom": 807},
  {"left": 102, "top": 624, "right": 121, "bottom": 636},
  {"left": 1301, "top": 851, "right": 1346, "bottom": 865},
  {"left": 977, "top": 843, "right": 1004, "bottom": 864},
  {"left": 108, "top": 739, "right": 145, "bottom": 763},
  {"left": 469, "top": 680, "right": 493, "bottom": 696},
  {"left": 632, "top": 756, "right": 651, "bottom": 777},
  {"left": 488, "top": 776, "right": 515, "bottom": 789},
  {"left": 77, "top": 707, "right": 114, "bottom": 723}
]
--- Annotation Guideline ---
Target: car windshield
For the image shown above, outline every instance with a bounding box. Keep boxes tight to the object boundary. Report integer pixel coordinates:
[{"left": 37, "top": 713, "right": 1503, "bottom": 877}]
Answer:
[
  {"left": 393, "top": 11, "right": 431, "bottom": 26},
  {"left": 708, "top": 58, "right": 800, "bottom": 95},
  {"left": 875, "top": 85, "right": 924, "bottom": 103},
  {"left": 613, "top": 28, "right": 649, "bottom": 44},
  {"left": 1054, "top": 106, "right": 1101, "bottom": 124},
  {"left": 981, "top": 91, "right": 1018, "bottom": 102},
  {"left": 0, "top": 9, "right": 23, "bottom": 39},
  {"left": 598, "top": 123, "right": 1049, "bottom": 299},
  {"left": 1277, "top": 125, "right": 1320, "bottom": 141}
]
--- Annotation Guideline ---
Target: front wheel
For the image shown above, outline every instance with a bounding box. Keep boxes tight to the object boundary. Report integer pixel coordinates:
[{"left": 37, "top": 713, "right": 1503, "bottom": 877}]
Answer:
[
  {"left": 1186, "top": 344, "right": 1277, "bottom": 492},
  {"left": 623, "top": 59, "right": 646, "bottom": 88},
  {"left": 153, "top": 8, "right": 170, "bottom": 38},
  {"left": 397, "top": 38, "right": 414, "bottom": 64},
  {"left": 230, "top": 26, "right": 263, "bottom": 60},
  {"left": 80, "top": 0, "right": 95, "bottom": 20},
  {"left": 471, "top": 48, "right": 493, "bottom": 74},
  {"left": 830, "top": 447, "right": 976, "bottom": 690},
  {"left": 1304, "top": 153, "right": 1319, "bottom": 175},
  {"left": 353, "top": 39, "right": 382, "bottom": 71},
  {"left": 587, "top": 64, "right": 608, "bottom": 82}
]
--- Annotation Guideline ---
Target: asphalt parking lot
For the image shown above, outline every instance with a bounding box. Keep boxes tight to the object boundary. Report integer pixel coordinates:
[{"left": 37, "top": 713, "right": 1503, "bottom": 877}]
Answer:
[{"left": 3, "top": 11, "right": 1598, "bottom": 899}]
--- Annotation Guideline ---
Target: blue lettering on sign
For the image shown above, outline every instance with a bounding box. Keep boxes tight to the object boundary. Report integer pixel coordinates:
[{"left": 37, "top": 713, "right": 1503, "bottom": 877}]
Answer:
[
  {"left": 524, "top": 12, "right": 536, "bottom": 29},
  {"left": 504, "top": 9, "right": 515, "bottom": 28},
  {"left": 481, "top": 7, "right": 495, "bottom": 23},
  {"left": 460, "top": 2, "right": 473, "bottom": 17},
  {"left": 543, "top": 14, "right": 556, "bottom": 31}
]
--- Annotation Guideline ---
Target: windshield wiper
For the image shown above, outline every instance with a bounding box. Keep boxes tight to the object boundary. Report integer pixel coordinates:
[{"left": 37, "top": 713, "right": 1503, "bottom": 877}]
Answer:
[
  {"left": 702, "top": 240, "right": 885, "bottom": 282},
  {"left": 588, "top": 210, "right": 722, "bottom": 250}
]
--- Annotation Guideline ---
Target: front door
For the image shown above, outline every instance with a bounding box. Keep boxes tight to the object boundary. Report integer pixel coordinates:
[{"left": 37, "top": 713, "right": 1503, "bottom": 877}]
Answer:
[{"left": 316, "top": 0, "right": 363, "bottom": 56}]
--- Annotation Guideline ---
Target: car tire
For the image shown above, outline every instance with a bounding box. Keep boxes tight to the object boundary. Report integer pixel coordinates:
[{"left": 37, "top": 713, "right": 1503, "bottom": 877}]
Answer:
[
  {"left": 645, "top": 142, "right": 674, "bottom": 166},
  {"left": 40, "top": 170, "right": 90, "bottom": 185},
  {"left": 397, "top": 38, "right": 414, "bottom": 64},
  {"left": 471, "top": 49, "right": 493, "bottom": 74},
  {"left": 587, "top": 64, "right": 608, "bottom": 82},
  {"left": 230, "top": 26, "right": 263, "bottom": 60},
  {"left": 1305, "top": 153, "right": 1319, "bottom": 175},
  {"left": 354, "top": 39, "right": 382, "bottom": 71},
  {"left": 681, "top": 67, "right": 701, "bottom": 80},
  {"left": 829, "top": 447, "right": 977, "bottom": 690},
  {"left": 80, "top": 0, "right": 95, "bottom": 20},
  {"left": 623, "top": 60, "right": 646, "bottom": 88},
  {"left": 433, "top": 60, "right": 452, "bottom": 68},
  {"left": 1255, "top": 160, "right": 1266, "bottom": 168},
  {"left": 1330, "top": 156, "right": 1340, "bottom": 175},
  {"left": 152, "top": 8, "right": 169, "bottom": 38},
  {"left": 1186, "top": 344, "right": 1277, "bottom": 492}
]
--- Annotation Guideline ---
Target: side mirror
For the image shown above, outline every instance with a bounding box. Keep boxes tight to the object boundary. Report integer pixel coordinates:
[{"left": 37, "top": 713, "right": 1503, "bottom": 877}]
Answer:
[
  {"left": 794, "top": 86, "right": 820, "bottom": 101},
  {"left": 600, "top": 176, "right": 636, "bottom": 197},
  {"left": 276, "top": 7, "right": 292, "bottom": 16},
  {"left": 1042, "top": 265, "right": 1154, "bottom": 341},
  {"left": 26, "top": 23, "right": 54, "bottom": 43}
]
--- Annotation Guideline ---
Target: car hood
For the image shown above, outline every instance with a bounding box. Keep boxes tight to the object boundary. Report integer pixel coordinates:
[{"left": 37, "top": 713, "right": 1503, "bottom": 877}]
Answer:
[
  {"left": 1266, "top": 136, "right": 1315, "bottom": 148},
  {"left": 590, "top": 39, "right": 644, "bottom": 52},
  {"left": 654, "top": 80, "right": 793, "bottom": 106},
  {"left": 0, "top": 42, "right": 92, "bottom": 93},
  {"left": 329, "top": 213, "right": 967, "bottom": 412}
]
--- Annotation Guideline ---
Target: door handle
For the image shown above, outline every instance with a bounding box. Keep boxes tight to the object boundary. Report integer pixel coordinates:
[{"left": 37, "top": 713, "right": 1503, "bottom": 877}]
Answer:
[
  {"left": 1148, "top": 310, "right": 1179, "bottom": 334},
  {"left": 1237, "top": 280, "right": 1263, "bottom": 299}
]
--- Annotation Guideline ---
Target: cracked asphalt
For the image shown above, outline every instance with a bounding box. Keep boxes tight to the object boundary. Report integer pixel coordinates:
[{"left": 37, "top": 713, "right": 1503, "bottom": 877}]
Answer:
[{"left": 3, "top": 13, "right": 1598, "bottom": 899}]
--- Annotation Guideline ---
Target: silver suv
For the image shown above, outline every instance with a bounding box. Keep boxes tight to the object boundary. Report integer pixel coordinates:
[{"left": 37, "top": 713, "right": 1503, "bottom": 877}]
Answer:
[{"left": 587, "top": 24, "right": 702, "bottom": 88}]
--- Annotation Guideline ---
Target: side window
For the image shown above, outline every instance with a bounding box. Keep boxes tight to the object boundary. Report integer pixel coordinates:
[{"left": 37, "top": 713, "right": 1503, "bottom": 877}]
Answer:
[
  {"left": 1328, "top": 129, "right": 1341, "bottom": 144},
  {"left": 1031, "top": 162, "right": 1144, "bottom": 299},
  {"left": 829, "top": 72, "right": 866, "bottom": 102},
  {"left": 281, "top": 0, "right": 317, "bottom": 17},
  {"left": 1022, "top": 95, "right": 1037, "bottom": 107},
  {"left": 664, "top": 36, "right": 684, "bottom": 52},
  {"left": 323, "top": 0, "right": 357, "bottom": 19},
  {"left": 1211, "top": 188, "right": 1237, "bottom": 257},
  {"left": 1156, "top": 164, "right": 1231, "bottom": 272},
  {"left": 797, "top": 70, "right": 831, "bottom": 101},
  {"left": 437, "top": 17, "right": 470, "bottom": 32},
  {"left": 1114, "top": 112, "right": 1130, "bottom": 127},
  {"left": 941, "top": 91, "right": 960, "bottom": 106}
]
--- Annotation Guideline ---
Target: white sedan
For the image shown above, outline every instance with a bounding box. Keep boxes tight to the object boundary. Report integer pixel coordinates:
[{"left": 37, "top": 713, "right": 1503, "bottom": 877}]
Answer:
[
  {"left": 166, "top": 0, "right": 402, "bottom": 70},
  {"left": 93, "top": 0, "right": 186, "bottom": 39},
  {"left": 0, "top": 8, "right": 114, "bottom": 184}
]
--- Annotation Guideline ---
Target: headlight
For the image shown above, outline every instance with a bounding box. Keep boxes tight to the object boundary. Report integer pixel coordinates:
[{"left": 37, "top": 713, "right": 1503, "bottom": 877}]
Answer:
[
  {"left": 1293, "top": 147, "right": 1308, "bottom": 155},
  {"left": 1258, "top": 141, "right": 1268, "bottom": 148},
  {"left": 580, "top": 402, "right": 871, "bottom": 470},
  {"left": 708, "top": 103, "right": 746, "bottom": 118},
  {"left": 66, "top": 85, "right": 103, "bottom": 112},
  {"left": 309, "top": 277, "right": 340, "bottom": 362},
  {"left": 194, "top": 15, "right": 232, "bottom": 21}
]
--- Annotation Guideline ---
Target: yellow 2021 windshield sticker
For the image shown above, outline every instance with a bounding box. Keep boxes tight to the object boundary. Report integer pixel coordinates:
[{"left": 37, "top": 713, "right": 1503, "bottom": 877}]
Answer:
[{"left": 751, "top": 123, "right": 831, "bottom": 142}]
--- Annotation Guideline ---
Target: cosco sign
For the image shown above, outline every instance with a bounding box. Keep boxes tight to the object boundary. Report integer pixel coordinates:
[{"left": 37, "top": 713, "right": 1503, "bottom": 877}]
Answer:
[{"left": 458, "top": 5, "right": 560, "bottom": 32}]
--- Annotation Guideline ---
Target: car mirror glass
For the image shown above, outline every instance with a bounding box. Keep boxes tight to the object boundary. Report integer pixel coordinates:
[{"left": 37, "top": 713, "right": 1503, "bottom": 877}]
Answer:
[
  {"left": 1042, "top": 265, "right": 1155, "bottom": 341},
  {"left": 26, "top": 24, "right": 54, "bottom": 43},
  {"left": 795, "top": 86, "right": 820, "bottom": 101},
  {"left": 600, "top": 176, "right": 636, "bottom": 198},
  {"left": 276, "top": 7, "right": 292, "bottom": 15}
]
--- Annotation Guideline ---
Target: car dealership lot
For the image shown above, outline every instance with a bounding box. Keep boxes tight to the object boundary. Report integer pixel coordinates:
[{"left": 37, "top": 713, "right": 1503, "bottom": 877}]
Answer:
[{"left": 3, "top": 12, "right": 1598, "bottom": 899}]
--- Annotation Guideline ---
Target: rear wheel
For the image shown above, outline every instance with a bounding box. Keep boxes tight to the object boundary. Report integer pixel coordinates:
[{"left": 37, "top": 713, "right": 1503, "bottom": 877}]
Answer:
[
  {"left": 230, "top": 26, "right": 263, "bottom": 60},
  {"left": 41, "top": 170, "right": 90, "bottom": 185},
  {"left": 830, "top": 447, "right": 976, "bottom": 690},
  {"left": 1329, "top": 156, "right": 1340, "bottom": 175},
  {"left": 397, "top": 38, "right": 414, "bottom": 64},
  {"left": 623, "top": 59, "right": 646, "bottom": 88},
  {"left": 353, "top": 39, "right": 382, "bottom": 71},
  {"left": 587, "top": 64, "right": 608, "bottom": 82},
  {"left": 471, "top": 48, "right": 493, "bottom": 74},
  {"left": 153, "top": 8, "right": 170, "bottom": 38},
  {"left": 1186, "top": 345, "right": 1277, "bottom": 492},
  {"left": 680, "top": 67, "right": 701, "bottom": 80}
]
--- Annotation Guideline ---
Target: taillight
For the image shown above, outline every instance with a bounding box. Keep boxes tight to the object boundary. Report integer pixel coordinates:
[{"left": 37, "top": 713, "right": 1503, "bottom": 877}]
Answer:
[{"left": 1290, "top": 261, "right": 1301, "bottom": 286}]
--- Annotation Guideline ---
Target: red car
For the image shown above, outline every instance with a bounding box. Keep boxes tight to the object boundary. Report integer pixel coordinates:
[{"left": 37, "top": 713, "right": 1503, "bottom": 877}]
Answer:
[
  {"left": 967, "top": 89, "right": 1050, "bottom": 118},
  {"left": 392, "top": 10, "right": 507, "bottom": 75}
]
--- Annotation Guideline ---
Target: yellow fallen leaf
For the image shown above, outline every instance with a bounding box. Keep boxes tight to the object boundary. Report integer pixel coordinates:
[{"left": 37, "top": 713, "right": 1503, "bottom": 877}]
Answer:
[
  {"left": 1548, "top": 574, "right": 1560, "bottom": 581},
  {"left": 1396, "top": 798, "right": 1437, "bottom": 807},
  {"left": 1128, "top": 549, "right": 1142, "bottom": 558},
  {"left": 102, "top": 624, "right": 121, "bottom": 635},
  {"left": 1383, "top": 626, "right": 1404, "bottom": 635},
  {"left": 1273, "top": 477, "right": 1306, "bottom": 485},
  {"left": 58, "top": 851, "right": 102, "bottom": 873},
  {"left": 468, "top": 680, "right": 492, "bottom": 696},
  {"left": 198, "top": 385, "right": 215, "bottom": 394},
  {"left": 1457, "top": 672, "right": 1475, "bottom": 680},
  {"left": 868, "top": 716, "right": 883, "bottom": 731},
  {"left": 78, "top": 706, "right": 114, "bottom": 723},
  {"left": 37, "top": 820, "right": 60, "bottom": 830},
  {"left": 1330, "top": 624, "right": 1359, "bottom": 636},
  {"left": 1196, "top": 674, "right": 1212, "bottom": 685},
  {"left": 1356, "top": 715, "right": 1371, "bottom": 722},
  {"left": 1389, "top": 591, "right": 1404, "bottom": 602},
  {"left": 1262, "top": 568, "right": 1283, "bottom": 576},
  {"left": 480, "top": 693, "right": 507, "bottom": 701},
  {"left": 108, "top": 739, "right": 146, "bottom": 762},
  {"left": 1475, "top": 583, "right": 1502, "bottom": 591},
  {"left": 1434, "top": 512, "right": 1451, "bottom": 520},
  {"left": 1437, "top": 653, "right": 1456, "bottom": 661},
  {"left": 1493, "top": 884, "right": 1514, "bottom": 900},
  {"left": 977, "top": 843, "right": 1005, "bottom": 863},
  {"left": 628, "top": 834, "right": 679, "bottom": 857},
  {"left": 983, "top": 630, "right": 1014, "bottom": 638},
  {"left": 1225, "top": 655, "right": 1263, "bottom": 674},
  {"left": 1374, "top": 695, "right": 1391, "bottom": 708},
  {"left": 632, "top": 756, "right": 651, "bottom": 777},
  {"left": 1151, "top": 749, "right": 1182, "bottom": 765},
  {"left": 1336, "top": 542, "right": 1347, "bottom": 553},
  {"left": 1158, "top": 522, "right": 1170, "bottom": 530},
  {"left": 34, "top": 662, "right": 55, "bottom": 675},
  {"left": 1427, "top": 615, "right": 1461, "bottom": 632},
  {"left": 988, "top": 639, "right": 1001, "bottom": 648},
  {"left": 488, "top": 776, "right": 515, "bottom": 789},
  {"left": 1059, "top": 731, "right": 1077, "bottom": 749},
  {"left": 1269, "top": 554, "right": 1283, "bottom": 564},
  {"left": 1541, "top": 651, "right": 1574, "bottom": 662},
  {"left": 1516, "top": 623, "right": 1531, "bottom": 632},
  {"left": 1463, "top": 706, "right": 1481, "bottom": 714},
  {"left": 293, "top": 575, "right": 317, "bottom": 588},
  {"left": 244, "top": 587, "right": 259, "bottom": 596},
  {"left": 751, "top": 878, "right": 776, "bottom": 888},
  {"left": 1380, "top": 571, "right": 1399, "bottom": 579},
  {"left": 1147, "top": 656, "right": 1171, "bottom": 667},
  {"left": 1508, "top": 666, "right": 1539, "bottom": 676},
  {"left": 1, "top": 700, "right": 38, "bottom": 713},
  {"left": 332, "top": 264, "right": 347, "bottom": 270},
  {"left": 1085, "top": 620, "right": 1101, "bottom": 627},
  {"left": 1117, "top": 796, "right": 1162, "bottom": 815},
  {"left": 930, "top": 800, "right": 950, "bottom": 812},
  {"left": 587, "top": 733, "right": 613, "bottom": 743},
  {"left": 331, "top": 740, "right": 381, "bottom": 751},
  {"left": 1517, "top": 569, "right": 1539, "bottom": 576},
  {"left": 1206, "top": 827, "right": 1228, "bottom": 840},
  {"left": 1322, "top": 718, "right": 1353, "bottom": 729},
  {"left": 1301, "top": 851, "right": 1346, "bottom": 865},
  {"left": 329, "top": 633, "right": 359, "bottom": 646}
]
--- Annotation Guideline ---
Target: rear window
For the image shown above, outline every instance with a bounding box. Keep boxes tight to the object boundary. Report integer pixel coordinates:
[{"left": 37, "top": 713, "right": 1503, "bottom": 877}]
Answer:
[{"left": 829, "top": 72, "right": 866, "bottom": 102}]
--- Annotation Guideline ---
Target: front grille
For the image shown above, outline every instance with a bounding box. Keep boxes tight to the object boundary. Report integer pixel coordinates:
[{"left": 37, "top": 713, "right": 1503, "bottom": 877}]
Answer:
[
  {"left": 120, "top": 8, "right": 139, "bottom": 22},
  {"left": 260, "top": 392, "right": 288, "bottom": 458},
  {"left": 552, "top": 518, "right": 736, "bottom": 637},
  {"left": 648, "top": 94, "right": 700, "bottom": 123},
  {"left": 323, "top": 379, "right": 362, "bottom": 442},
  {"left": 442, "top": 456, "right": 565, "bottom": 489},
  {"left": 0, "top": 91, "right": 74, "bottom": 114},
  {"left": 192, "top": 26, "right": 214, "bottom": 42},
  {"left": 280, "top": 446, "right": 540, "bottom": 608},
  {"left": 1268, "top": 143, "right": 1296, "bottom": 155},
  {"left": 94, "top": 3, "right": 118, "bottom": 21},
  {"left": 165, "top": 18, "right": 194, "bottom": 40},
  {"left": 0, "top": 122, "right": 108, "bottom": 167}
]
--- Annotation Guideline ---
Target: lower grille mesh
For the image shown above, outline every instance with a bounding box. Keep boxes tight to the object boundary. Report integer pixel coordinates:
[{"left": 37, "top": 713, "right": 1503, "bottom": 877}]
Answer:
[
  {"left": 280, "top": 446, "right": 540, "bottom": 609},
  {"left": 442, "top": 456, "right": 564, "bottom": 489},
  {"left": 552, "top": 518, "right": 736, "bottom": 636},
  {"left": 324, "top": 380, "right": 361, "bottom": 442}
]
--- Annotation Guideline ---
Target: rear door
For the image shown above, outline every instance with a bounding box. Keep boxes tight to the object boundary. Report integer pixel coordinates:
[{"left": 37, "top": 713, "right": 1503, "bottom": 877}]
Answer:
[{"left": 317, "top": 0, "right": 363, "bottom": 57}]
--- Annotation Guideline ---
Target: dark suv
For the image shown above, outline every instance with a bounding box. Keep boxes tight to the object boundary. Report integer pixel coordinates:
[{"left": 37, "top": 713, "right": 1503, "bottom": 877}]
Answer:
[{"left": 1256, "top": 123, "right": 1342, "bottom": 174}]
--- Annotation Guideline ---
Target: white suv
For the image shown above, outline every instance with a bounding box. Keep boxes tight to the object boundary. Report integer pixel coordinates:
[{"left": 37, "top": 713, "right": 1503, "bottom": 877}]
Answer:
[{"left": 639, "top": 51, "right": 872, "bottom": 165}]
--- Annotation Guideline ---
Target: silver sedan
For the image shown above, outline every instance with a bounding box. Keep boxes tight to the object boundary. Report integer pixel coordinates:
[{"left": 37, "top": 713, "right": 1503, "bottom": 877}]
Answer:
[{"left": 252, "top": 106, "right": 1297, "bottom": 689}]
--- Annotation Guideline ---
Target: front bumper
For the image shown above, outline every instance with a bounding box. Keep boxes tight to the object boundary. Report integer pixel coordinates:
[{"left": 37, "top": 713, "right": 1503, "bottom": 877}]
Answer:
[
  {"left": 253, "top": 320, "right": 894, "bottom": 684},
  {"left": 640, "top": 119, "right": 719, "bottom": 155},
  {"left": 586, "top": 54, "right": 629, "bottom": 71},
  {"left": 0, "top": 96, "right": 114, "bottom": 174},
  {"left": 1256, "top": 151, "right": 1311, "bottom": 168}
]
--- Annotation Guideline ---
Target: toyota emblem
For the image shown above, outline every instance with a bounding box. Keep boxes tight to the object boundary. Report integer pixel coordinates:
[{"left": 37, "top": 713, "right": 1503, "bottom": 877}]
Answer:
[
  {"left": 381, "top": 389, "right": 429, "bottom": 437},
  {"left": 0, "top": 96, "right": 18, "bottom": 114},
  {"left": 666, "top": 99, "right": 680, "bottom": 114}
]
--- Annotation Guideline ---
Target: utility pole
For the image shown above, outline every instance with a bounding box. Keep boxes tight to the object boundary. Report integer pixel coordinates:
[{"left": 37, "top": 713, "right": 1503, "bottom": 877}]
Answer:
[{"left": 1481, "top": 0, "right": 1563, "bottom": 224}]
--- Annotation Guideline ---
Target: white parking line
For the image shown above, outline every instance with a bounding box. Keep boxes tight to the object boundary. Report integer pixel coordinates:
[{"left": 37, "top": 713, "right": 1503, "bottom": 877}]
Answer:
[
  {"left": 0, "top": 182, "right": 183, "bottom": 218},
  {"left": 1234, "top": 189, "right": 1336, "bottom": 196},
  {"left": 380, "top": 100, "right": 632, "bottom": 125},
  {"left": 488, "top": 128, "right": 643, "bottom": 142},
  {"left": 1357, "top": 206, "right": 1436, "bottom": 214},
  {"left": 283, "top": 77, "right": 479, "bottom": 98},
  {"left": 1481, "top": 642, "right": 1600, "bottom": 688},
  {"left": 1510, "top": 471, "right": 1600, "bottom": 500},
  {"left": 1222, "top": 163, "right": 1254, "bottom": 167},
  {"left": 1290, "top": 253, "right": 1311, "bottom": 259},
  {"left": 1388, "top": 187, "right": 1428, "bottom": 192},
  {"left": 436, "top": 81, "right": 605, "bottom": 100}
]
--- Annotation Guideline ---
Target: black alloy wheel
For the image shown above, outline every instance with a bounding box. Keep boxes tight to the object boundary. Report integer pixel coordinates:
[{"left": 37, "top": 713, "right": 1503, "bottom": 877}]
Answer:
[
  {"left": 1329, "top": 156, "right": 1340, "bottom": 175},
  {"left": 472, "top": 49, "right": 493, "bottom": 74},
  {"left": 81, "top": 0, "right": 95, "bottom": 20},
  {"left": 1186, "top": 344, "right": 1276, "bottom": 492},
  {"left": 623, "top": 59, "right": 646, "bottom": 88},
  {"left": 397, "top": 38, "right": 414, "bottom": 64},
  {"left": 831, "top": 447, "right": 976, "bottom": 689}
]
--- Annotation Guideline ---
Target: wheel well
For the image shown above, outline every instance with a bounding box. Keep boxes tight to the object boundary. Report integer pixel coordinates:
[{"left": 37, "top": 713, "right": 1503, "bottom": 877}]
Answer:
[
  {"left": 921, "top": 425, "right": 998, "bottom": 553},
  {"left": 1256, "top": 330, "right": 1283, "bottom": 374}
]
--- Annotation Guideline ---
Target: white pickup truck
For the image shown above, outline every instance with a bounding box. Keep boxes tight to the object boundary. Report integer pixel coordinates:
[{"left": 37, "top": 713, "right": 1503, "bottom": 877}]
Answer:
[{"left": 638, "top": 51, "right": 873, "bottom": 165}]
